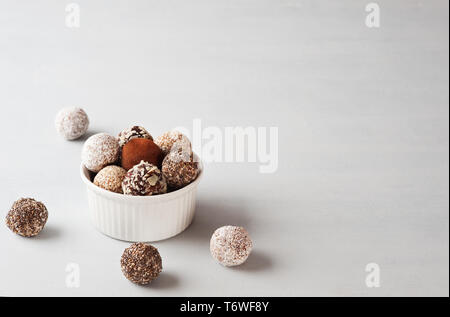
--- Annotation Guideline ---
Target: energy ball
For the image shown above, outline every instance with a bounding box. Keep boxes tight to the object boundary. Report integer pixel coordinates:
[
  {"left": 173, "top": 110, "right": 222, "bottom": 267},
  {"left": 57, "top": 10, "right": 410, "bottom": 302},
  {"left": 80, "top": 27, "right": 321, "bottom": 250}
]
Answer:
[
  {"left": 122, "top": 160, "right": 167, "bottom": 196},
  {"left": 82, "top": 133, "right": 120, "bottom": 172},
  {"left": 121, "top": 138, "right": 163, "bottom": 171},
  {"left": 154, "top": 130, "right": 191, "bottom": 155},
  {"left": 162, "top": 146, "right": 199, "bottom": 189},
  {"left": 121, "top": 243, "right": 162, "bottom": 285},
  {"left": 55, "top": 107, "right": 89, "bottom": 140},
  {"left": 210, "top": 226, "right": 253, "bottom": 267},
  {"left": 93, "top": 165, "right": 127, "bottom": 193},
  {"left": 118, "top": 126, "right": 153, "bottom": 149},
  {"left": 6, "top": 198, "right": 48, "bottom": 237}
]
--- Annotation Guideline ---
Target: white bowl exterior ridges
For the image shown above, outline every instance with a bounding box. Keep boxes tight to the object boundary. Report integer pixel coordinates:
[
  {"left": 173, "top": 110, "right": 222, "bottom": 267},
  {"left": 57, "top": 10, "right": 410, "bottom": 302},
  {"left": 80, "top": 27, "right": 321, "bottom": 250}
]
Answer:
[{"left": 80, "top": 159, "right": 202, "bottom": 242}]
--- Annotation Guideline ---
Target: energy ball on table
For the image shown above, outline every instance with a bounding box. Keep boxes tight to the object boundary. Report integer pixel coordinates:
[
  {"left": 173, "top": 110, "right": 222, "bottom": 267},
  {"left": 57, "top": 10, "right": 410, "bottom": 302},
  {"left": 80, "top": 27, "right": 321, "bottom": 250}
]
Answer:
[
  {"left": 55, "top": 107, "right": 89, "bottom": 140},
  {"left": 122, "top": 160, "right": 167, "bottom": 196},
  {"left": 93, "top": 165, "right": 127, "bottom": 193},
  {"left": 210, "top": 226, "right": 253, "bottom": 267},
  {"left": 6, "top": 198, "right": 48, "bottom": 237},
  {"left": 82, "top": 133, "right": 120, "bottom": 172},
  {"left": 154, "top": 130, "right": 191, "bottom": 155},
  {"left": 121, "top": 138, "right": 163, "bottom": 171},
  {"left": 162, "top": 145, "right": 199, "bottom": 189},
  {"left": 121, "top": 242, "right": 162, "bottom": 285},
  {"left": 118, "top": 126, "right": 153, "bottom": 149}
]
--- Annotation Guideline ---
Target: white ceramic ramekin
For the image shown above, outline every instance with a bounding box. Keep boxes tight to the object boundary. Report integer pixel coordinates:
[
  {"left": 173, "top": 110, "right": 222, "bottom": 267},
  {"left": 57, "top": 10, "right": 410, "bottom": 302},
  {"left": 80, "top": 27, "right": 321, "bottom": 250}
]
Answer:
[{"left": 80, "top": 160, "right": 202, "bottom": 242}]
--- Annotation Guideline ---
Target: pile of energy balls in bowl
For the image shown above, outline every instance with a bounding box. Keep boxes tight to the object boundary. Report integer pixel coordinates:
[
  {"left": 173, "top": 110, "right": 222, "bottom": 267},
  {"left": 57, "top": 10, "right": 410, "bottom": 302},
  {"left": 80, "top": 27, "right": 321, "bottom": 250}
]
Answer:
[
  {"left": 4, "top": 107, "right": 254, "bottom": 287},
  {"left": 82, "top": 126, "right": 199, "bottom": 195}
]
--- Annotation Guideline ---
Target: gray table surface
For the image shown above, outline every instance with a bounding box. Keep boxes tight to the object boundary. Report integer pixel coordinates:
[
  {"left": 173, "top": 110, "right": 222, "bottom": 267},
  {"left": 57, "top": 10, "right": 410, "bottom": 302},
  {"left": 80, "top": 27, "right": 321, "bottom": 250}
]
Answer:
[{"left": 0, "top": 0, "right": 448, "bottom": 296}]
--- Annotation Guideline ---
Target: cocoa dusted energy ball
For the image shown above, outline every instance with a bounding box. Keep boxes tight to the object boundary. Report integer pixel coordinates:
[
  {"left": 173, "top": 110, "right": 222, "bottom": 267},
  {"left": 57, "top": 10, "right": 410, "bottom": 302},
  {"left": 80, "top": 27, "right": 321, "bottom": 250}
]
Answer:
[
  {"left": 94, "top": 165, "right": 127, "bottom": 193},
  {"left": 154, "top": 130, "right": 191, "bottom": 155},
  {"left": 122, "top": 160, "right": 167, "bottom": 196},
  {"left": 82, "top": 133, "right": 120, "bottom": 172},
  {"left": 121, "top": 138, "right": 163, "bottom": 171},
  {"left": 6, "top": 198, "right": 48, "bottom": 237},
  {"left": 121, "top": 243, "right": 162, "bottom": 285},
  {"left": 55, "top": 107, "right": 89, "bottom": 140},
  {"left": 118, "top": 126, "right": 153, "bottom": 149},
  {"left": 162, "top": 146, "right": 199, "bottom": 189},
  {"left": 210, "top": 226, "right": 253, "bottom": 267}
]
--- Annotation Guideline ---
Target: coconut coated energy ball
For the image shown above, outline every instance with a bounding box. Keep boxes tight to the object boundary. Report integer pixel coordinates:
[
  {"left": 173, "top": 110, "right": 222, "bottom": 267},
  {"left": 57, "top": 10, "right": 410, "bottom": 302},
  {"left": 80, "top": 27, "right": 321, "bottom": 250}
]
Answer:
[
  {"left": 94, "top": 165, "right": 127, "bottom": 193},
  {"left": 82, "top": 133, "right": 120, "bottom": 172},
  {"left": 122, "top": 161, "right": 167, "bottom": 196},
  {"left": 210, "top": 226, "right": 253, "bottom": 267},
  {"left": 154, "top": 130, "right": 191, "bottom": 155},
  {"left": 6, "top": 198, "right": 48, "bottom": 237},
  {"left": 162, "top": 145, "right": 199, "bottom": 189},
  {"left": 121, "top": 243, "right": 162, "bottom": 285},
  {"left": 55, "top": 107, "right": 89, "bottom": 140}
]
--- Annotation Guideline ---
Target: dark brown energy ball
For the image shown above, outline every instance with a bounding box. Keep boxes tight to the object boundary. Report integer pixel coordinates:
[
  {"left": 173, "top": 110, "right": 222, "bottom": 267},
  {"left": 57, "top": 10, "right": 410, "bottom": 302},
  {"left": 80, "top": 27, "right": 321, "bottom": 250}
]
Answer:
[
  {"left": 121, "top": 243, "right": 162, "bottom": 285},
  {"left": 122, "top": 160, "right": 167, "bottom": 196},
  {"left": 162, "top": 146, "right": 199, "bottom": 189},
  {"left": 121, "top": 138, "right": 164, "bottom": 171},
  {"left": 118, "top": 126, "right": 153, "bottom": 149},
  {"left": 5, "top": 198, "right": 48, "bottom": 237}
]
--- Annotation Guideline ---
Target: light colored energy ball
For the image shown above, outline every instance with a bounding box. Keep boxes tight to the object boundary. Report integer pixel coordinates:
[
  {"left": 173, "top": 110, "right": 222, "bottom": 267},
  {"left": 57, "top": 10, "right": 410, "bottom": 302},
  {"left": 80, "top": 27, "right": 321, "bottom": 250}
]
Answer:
[
  {"left": 82, "top": 133, "right": 120, "bottom": 172},
  {"left": 55, "top": 107, "right": 89, "bottom": 140},
  {"left": 154, "top": 130, "right": 191, "bottom": 155},
  {"left": 93, "top": 165, "right": 127, "bottom": 193},
  {"left": 210, "top": 226, "right": 253, "bottom": 267}
]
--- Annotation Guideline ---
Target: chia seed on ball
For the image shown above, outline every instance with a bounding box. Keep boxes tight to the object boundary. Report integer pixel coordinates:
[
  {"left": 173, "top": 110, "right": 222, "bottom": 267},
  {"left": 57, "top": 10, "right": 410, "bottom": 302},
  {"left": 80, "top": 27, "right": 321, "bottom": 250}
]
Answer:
[
  {"left": 162, "top": 145, "right": 199, "bottom": 189},
  {"left": 122, "top": 160, "right": 167, "bottom": 196},
  {"left": 210, "top": 226, "right": 253, "bottom": 267},
  {"left": 55, "top": 107, "right": 89, "bottom": 140},
  {"left": 82, "top": 133, "right": 120, "bottom": 172},
  {"left": 121, "top": 243, "right": 162, "bottom": 285},
  {"left": 94, "top": 165, "right": 127, "bottom": 193},
  {"left": 118, "top": 126, "right": 153, "bottom": 149},
  {"left": 154, "top": 130, "right": 191, "bottom": 155},
  {"left": 6, "top": 198, "right": 48, "bottom": 237}
]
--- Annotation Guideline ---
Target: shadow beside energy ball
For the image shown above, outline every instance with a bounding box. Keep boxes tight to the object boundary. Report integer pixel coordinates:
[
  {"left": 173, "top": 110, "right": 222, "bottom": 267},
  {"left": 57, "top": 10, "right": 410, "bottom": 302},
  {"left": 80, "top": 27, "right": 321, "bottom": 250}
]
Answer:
[
  {"left": 230, "top": 250, "right": 273, "bottom": 272},
  {"left": 142, "top": 272, "right": 180, "bottom": 290},
  {"left": 172, "top": 198, "right": 253, "bottom": 243}
]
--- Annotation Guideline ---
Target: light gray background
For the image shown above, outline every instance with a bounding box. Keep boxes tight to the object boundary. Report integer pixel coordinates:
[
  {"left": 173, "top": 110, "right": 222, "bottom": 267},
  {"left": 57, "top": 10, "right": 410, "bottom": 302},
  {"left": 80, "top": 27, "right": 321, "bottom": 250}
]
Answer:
[{"left": 0, "top": 0, "right": 448, "bottom": 297}]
